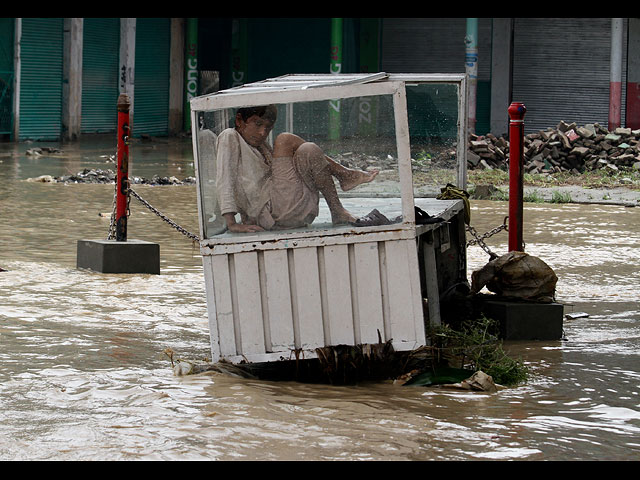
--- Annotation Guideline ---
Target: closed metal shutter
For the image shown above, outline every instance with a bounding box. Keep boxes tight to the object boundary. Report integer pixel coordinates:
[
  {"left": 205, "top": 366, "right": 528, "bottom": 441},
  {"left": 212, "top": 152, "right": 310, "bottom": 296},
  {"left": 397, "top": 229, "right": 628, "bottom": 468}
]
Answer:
[
  {"left": 380, "top": 18, "right": 492, "bottom": 134},
  {"left": 133, "top": 18, "right": 170, "bottom": 137},
  {"left": 19, "top": 18, "right": 64, "bottom": 140},
  {"left": 512, "top": 18, "right": 627, "bottom": 133},
  {"left": 81, "top": 18, "right": 120, "bottom": 133}
]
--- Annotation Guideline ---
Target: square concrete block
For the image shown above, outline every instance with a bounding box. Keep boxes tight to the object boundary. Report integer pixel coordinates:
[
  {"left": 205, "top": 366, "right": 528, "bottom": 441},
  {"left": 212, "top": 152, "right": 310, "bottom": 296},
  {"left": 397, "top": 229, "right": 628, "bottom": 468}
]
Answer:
[
  {"left": 481, "top": 299, "right": 564, "bottom": 341},
  {"left": 77, "top": 239, "right": 160, "bottom": 274}
]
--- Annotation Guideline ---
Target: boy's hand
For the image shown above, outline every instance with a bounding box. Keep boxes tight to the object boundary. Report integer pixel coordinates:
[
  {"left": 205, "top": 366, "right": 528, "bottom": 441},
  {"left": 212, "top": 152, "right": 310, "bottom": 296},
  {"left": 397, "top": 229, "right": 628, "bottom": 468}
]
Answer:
[
  {"left": 223, "top": 213, "right": 264, "bottom": 233},
  {"left": 228, "top": 223, "right": 264, "bottom": 233}
]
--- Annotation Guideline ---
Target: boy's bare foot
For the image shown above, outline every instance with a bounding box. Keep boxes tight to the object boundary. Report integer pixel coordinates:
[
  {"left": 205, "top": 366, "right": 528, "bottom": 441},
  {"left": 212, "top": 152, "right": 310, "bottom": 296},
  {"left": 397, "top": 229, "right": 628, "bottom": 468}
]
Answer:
[{"left": 339, "top": 169, "right": 379, "bottom": 192}]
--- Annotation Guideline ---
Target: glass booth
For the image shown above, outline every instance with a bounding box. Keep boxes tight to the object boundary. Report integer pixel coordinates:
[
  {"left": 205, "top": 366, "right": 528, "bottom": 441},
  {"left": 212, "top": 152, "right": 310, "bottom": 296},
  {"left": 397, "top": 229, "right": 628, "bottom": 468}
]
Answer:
[{"left": 190, "top": 73, "right": 468, "bottom": 364}]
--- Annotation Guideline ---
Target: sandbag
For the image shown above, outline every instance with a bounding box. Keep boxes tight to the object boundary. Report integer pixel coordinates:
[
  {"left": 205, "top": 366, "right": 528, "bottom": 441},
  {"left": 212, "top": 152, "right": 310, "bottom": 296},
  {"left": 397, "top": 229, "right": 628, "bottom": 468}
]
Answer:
[{"left": 471, "top": 251, "right": 557, "bottom": 302}]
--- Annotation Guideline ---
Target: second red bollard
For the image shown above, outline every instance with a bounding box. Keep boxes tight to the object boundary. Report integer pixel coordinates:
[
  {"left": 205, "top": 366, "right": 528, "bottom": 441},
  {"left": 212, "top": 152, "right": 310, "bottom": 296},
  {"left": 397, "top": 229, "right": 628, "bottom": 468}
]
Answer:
[
  {"left": 508, "top": 102, "right": 526, "bottom": 252},
  {"left": 116, "top": 94, "right": 131, "bottom": 242}
]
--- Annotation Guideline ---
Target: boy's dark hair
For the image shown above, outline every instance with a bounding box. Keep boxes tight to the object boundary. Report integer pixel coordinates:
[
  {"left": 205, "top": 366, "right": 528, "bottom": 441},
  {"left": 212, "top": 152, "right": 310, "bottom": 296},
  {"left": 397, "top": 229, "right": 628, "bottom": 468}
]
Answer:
[{"left": 236, "top": 105, "right": 277, "bottom": 123}]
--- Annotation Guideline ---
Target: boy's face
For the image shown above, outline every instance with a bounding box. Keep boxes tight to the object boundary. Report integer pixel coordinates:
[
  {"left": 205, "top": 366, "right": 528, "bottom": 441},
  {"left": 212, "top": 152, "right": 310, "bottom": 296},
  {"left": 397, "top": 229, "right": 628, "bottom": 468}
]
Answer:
[{"left": 236, "top": 114, "right": 274, "bottom": 147}]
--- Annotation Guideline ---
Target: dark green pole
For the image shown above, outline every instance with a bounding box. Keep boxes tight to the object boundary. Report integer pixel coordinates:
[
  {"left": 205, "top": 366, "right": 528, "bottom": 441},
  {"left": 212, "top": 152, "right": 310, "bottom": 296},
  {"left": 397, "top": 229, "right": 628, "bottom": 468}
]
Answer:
[
  {"left": 231, "top": 18, "right": 248, "bottom": 87},
  {"left": 184, "top": 18, "right": 198, "bottom": 131}
]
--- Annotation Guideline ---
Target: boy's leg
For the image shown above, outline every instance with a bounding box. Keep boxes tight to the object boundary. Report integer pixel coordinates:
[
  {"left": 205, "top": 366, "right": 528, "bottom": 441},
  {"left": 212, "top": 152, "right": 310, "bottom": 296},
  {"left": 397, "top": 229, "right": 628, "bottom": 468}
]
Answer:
[
  {"left": 323, "top": 156, "right": 379, "bottom": 191},
  {"left": 273, "top": 133, "right": 378, "bottom": 191},
  {"left": 289, "top": 141, "right": 356, "bottom": 224}
]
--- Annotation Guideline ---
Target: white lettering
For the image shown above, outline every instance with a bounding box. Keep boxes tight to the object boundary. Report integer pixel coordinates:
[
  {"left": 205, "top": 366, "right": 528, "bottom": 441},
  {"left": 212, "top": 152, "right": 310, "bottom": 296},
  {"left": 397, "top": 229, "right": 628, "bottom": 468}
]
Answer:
[
  {"left": 232, "top": 71, "right": 245, "bottom": 86},
  {"left": 359, "top": 98, "right": 371, "bottom": 124}
]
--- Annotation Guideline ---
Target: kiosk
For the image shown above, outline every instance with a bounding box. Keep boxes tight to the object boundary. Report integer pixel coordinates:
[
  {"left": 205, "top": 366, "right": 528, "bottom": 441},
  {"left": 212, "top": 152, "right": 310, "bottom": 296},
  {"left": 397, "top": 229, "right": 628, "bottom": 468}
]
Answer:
[{"left": 189, "top": 73, "right": 469, "bottom": 364}]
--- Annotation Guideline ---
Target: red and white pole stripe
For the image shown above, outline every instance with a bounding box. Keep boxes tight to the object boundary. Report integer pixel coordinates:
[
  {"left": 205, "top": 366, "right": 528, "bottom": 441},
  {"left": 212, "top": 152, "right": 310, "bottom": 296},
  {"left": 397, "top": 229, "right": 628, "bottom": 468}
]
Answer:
[{"left": 609, "top": 18, "right": 623, "bottom": 131}]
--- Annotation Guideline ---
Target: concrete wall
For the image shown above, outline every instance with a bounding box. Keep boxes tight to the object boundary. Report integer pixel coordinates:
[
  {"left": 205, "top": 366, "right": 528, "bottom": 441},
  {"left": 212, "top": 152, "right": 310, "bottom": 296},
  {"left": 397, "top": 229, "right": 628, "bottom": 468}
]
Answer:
[{"left": 62, "top": 18, "right": 83, "bottom": 140}]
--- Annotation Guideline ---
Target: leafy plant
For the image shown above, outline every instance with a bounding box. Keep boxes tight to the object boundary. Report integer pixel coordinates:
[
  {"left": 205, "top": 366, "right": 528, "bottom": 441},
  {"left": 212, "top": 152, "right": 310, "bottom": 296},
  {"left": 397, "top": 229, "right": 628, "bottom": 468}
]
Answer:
[{"left": 427, "top": 316, "right": 529, "bottom": 386}]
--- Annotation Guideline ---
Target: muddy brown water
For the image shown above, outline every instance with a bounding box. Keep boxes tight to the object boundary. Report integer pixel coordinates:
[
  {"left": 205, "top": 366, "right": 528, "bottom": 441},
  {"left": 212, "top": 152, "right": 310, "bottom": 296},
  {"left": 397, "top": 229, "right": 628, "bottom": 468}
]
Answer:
[{"left": 1, "top": 138, "right": 639, "bottom": 460}]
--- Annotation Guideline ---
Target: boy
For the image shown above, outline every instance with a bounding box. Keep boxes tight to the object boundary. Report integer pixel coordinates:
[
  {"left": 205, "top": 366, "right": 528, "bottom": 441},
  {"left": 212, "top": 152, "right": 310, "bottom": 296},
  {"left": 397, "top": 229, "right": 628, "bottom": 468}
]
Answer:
[{"left": 216, "top": 104, "right": 378, "bottom": 233}]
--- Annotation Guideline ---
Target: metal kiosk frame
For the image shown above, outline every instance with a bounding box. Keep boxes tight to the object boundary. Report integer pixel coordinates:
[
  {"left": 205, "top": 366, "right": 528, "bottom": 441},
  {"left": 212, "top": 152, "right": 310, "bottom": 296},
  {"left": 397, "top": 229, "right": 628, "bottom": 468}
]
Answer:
[{"left": 190, "top": 73, "right": 468, "bottom": 364}]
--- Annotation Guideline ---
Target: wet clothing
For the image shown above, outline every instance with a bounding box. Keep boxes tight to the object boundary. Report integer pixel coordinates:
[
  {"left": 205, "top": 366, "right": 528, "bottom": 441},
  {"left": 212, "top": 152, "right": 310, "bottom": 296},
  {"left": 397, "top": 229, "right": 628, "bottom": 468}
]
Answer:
[
  {"left": 216, "top": 128, "right": 321, "bottom": 230},
  {"left": 269, "top": 152, "right": 320, "bottom": 228}
]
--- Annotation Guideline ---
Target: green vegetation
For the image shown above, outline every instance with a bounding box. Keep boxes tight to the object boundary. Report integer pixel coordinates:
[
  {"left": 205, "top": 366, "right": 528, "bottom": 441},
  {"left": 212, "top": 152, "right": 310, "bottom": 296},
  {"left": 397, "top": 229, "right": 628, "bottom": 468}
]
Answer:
[
  {"left": 468, "top": 166, "right": 640, "bottom": 191},
  {"left": 550, "top": 190, "right": 572, "bottom": 203},
  {"left": 427, "top": 316, "right": 529, "bottom": 387},
  {"left": 523, "top": 190, "right": 545, "bottom": 203}
]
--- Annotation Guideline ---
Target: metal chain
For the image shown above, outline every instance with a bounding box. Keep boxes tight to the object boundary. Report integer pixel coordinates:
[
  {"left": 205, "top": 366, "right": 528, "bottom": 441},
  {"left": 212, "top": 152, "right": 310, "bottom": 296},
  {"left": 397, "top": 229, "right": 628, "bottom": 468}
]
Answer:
[
  {"left": 107, "top": 180, "right": 117, "bottom": 240},
  {"left": 129, "top": 187, "right": 200, "bottom": 243},
  {"left": 106, "top": 172, "right": 199, "bottom": 243},
  {"left": 465, "top": 216, "right": 508, "bottom": 260}
]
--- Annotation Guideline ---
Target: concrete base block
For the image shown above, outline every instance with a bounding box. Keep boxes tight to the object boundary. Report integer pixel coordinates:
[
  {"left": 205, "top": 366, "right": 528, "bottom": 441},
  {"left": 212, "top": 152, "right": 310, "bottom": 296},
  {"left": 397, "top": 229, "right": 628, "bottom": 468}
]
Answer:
[
  {"left": 481, "top": 298, "right": 564, "bottom": 340},
  {"left": 77, "top": 239, "right": 160, "bottom": 274}
]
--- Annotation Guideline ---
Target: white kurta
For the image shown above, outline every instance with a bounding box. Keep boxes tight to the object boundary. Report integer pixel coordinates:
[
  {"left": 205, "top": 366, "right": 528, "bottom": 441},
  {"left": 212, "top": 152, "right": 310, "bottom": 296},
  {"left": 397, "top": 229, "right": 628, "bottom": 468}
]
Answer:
[
  {"left": 216, "top": 128, "right": 320, "bottom": 230},
  {"left": 216, "top": 128, "right": 275, "bottom": 229}
]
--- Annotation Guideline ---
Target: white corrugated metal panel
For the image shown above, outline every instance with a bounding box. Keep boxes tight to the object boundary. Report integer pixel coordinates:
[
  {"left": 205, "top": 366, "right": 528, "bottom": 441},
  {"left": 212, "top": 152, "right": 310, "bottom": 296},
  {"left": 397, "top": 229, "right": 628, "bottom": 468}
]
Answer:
[
  {"left": 512, "top": 18, "right": 627, "bottom": 133},
  {"left": 204, "top": 236, "right": 426, "bottom": 364},
  {"left": 200, "top": 197, "right": 465, "bottom": 365}
]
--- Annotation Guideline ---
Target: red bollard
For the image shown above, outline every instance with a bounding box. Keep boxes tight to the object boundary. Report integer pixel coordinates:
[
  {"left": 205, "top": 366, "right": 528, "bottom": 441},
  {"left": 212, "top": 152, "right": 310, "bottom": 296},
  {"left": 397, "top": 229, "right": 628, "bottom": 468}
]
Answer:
[
  {"left": 508, "top": 102, "right": 526, "bottom": 252},
  {"left": 116, "top": 94, "right": 131, "bottom": 242}
]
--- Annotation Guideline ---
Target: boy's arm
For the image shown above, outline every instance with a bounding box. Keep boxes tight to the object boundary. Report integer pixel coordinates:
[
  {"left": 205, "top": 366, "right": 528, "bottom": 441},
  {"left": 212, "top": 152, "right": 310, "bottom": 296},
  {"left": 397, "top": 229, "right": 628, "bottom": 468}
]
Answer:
[{"left": 216, "top": 130, "right": 264, "bottom": 233}]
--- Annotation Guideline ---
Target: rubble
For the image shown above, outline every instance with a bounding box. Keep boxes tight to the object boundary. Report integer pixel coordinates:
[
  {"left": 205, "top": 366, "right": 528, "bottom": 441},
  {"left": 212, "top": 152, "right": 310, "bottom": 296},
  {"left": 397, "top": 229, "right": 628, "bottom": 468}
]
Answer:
[
  {"left": 23, "top": 120, "right": 640, "bottom": 187},
  {"left": 335, "top": 120, "right": 640, "bottom": 179},
  {"left": 28, "top": 168, "right": 197, "bottom": 186},
  {"left": 25, "top": 146, "right": 64, "bottom": 156},
  {"left": 468, "top": 121, "right": 640, "bottom": 175}
]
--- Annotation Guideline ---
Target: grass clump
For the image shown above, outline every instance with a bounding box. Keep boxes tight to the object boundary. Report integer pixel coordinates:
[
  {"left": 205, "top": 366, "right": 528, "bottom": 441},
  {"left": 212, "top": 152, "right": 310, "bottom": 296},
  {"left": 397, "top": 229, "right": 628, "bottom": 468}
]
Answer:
[
  {"left": 523, "top": 190, "right": 545, "bottom": 203},
  {"left": 550, "top": 190, "right": 572, "bottom": 203}
]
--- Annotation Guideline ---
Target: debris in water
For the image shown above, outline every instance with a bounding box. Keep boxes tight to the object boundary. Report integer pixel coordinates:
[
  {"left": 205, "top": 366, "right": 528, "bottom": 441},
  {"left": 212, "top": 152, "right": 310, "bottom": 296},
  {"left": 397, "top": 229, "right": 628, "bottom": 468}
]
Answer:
[
  {"left": 454, "top": 370, "right": 500, "bottom": 393},
  {"left": 26, "top": 175, "right": 56, "bottom": 183},
  {"left": 400, "top": 366, "right": 475, "bottom": 387},
  {"left": 565, "top": 312, "right": 589, "bottom": 319}
]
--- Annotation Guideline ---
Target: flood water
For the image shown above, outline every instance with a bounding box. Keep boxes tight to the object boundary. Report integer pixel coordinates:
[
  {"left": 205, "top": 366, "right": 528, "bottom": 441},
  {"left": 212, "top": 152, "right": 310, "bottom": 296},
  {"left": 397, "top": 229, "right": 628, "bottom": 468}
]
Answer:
[{"left": 1, "top": 137, "right": 639, "bottom": 461}]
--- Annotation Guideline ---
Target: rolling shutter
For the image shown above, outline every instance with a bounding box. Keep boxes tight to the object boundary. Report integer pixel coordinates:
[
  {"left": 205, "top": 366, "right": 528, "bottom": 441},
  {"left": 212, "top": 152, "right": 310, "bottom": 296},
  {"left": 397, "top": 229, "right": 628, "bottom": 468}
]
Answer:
[
  {"left": 512, "top": 18, "right": 627, "bottom": 133},
  {"left": 133, "top": 18, "right": 170, "bottom": 137},
  {"left": 81, "top": 18, "right": 120, "bottom": 133},
  {"left": 19, "top": 18, "right": 64, "bottom": 140},
  {"left": 0, "top": 18, "right": 14, "bottom": 136},
  {"left": 380, "top": 18, "right": 492, "bottom": 135}
]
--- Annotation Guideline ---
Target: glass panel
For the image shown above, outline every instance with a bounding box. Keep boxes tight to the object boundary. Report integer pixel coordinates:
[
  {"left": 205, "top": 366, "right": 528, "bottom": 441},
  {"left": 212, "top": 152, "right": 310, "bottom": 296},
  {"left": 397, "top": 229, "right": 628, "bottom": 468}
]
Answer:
[
  {"left": 194, "top": 94, "right": 403, "bottom": 240},
  {"left": 406, "top": 83, "right": 461, "bottom": 196}
]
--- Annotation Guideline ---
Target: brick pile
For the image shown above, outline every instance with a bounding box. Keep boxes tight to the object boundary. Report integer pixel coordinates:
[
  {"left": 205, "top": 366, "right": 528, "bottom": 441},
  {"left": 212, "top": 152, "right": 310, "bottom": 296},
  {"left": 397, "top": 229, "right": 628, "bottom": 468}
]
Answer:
[{"left": 468, "top": 121, "right": 640, "bottom": 174}]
